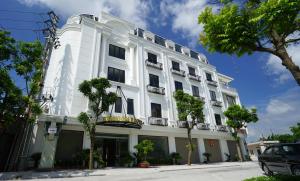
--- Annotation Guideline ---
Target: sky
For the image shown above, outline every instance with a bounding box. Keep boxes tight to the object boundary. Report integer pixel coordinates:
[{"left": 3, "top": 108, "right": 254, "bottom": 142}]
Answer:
[{"left": 1, "top": 0, "right": 300, "bottom": 142}]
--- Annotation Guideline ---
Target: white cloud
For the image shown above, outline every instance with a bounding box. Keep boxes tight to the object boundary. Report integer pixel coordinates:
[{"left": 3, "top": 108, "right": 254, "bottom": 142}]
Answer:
[
  {"left": 18, "top": 0, "right": 152, "bottom": 28},
  {"left": 265, "top": 44, "right": 300, "bottom": 84},
  {"left": 160, "top": 0, "right": 219, "bottom": 47},
  {"left": 247, "top": 87, "right": 300, "bottom": 142}
]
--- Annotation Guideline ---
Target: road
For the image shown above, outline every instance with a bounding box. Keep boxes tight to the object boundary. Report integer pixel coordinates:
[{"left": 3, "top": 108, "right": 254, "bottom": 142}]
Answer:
[{"left": 2, "top": 162, "right": 263, "bottom": 181}]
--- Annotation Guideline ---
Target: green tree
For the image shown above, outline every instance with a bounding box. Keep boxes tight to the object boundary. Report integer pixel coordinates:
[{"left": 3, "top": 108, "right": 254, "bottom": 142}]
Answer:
[
  {"left": 198, "top": 0, "right": 300, "bottom": 85},
  {"left": 173, "top": 90, "right": 205, "bottom": 165},
  {"left": 77, "top": 78, "right": 117, "bottom": 169},
  {"left": 13, "top": 41, "right": 44, "bottom": 123},
  {"left": 134, "top": 139, "right": 154, "bottom": 162},
  {"left": 266, "top": 122, "right": 300, "bottom": 143},
  {"left": 290, "top": 122, "right": 300, "bottom": 141},
  {"left": 224, "top": 105, "right": 258, "bottom": 161}
]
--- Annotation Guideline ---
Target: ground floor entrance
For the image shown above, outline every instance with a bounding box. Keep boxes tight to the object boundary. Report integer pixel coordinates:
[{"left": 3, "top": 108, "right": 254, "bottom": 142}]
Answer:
[{"left": 95, "top": 133, "right": 129, "bottom": 167}]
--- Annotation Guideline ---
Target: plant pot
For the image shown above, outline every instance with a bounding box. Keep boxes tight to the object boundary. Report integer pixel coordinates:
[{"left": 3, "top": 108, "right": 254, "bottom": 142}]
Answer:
[{"left": 138, "top": 161, "right": 150, "bottom": 168}]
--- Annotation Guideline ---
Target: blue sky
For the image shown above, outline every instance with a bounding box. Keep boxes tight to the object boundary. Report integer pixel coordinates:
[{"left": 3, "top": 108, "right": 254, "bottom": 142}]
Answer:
[{"left": 2, "top": 0, "right": 300, "bottom": 142}]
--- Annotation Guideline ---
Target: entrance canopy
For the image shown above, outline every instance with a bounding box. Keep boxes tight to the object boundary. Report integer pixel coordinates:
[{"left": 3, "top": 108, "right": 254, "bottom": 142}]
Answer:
[{"left": 98, "top": 116, "right": 143, "bottom": 129}]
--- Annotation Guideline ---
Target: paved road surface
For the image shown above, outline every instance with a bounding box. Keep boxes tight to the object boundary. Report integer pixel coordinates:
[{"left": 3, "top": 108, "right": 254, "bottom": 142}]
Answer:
[{"left": 2, "top": 162, "right": 263, "bottom": 181}]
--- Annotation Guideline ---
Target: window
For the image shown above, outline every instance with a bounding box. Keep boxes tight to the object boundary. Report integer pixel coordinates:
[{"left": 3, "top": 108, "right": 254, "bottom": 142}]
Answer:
[
  {"left": 127, "top": 98, "right": 134, "bottom": 115},
  {"left": 107, "top": 67, "right": 125, "bottom": 83},
  {"left": 148, "top": 52, "right": 157, "bottom": 64},
  {"left": 188, "top": 67, "right": 196, "bottom": 76},
  {"left": 175, "top": 81, "right": 183, "bottom": 91},
  {"left": 215, "top": 114, "right": 222, "bottom": 125},
  {"left": 264, "top": 147, "right": 272, "bottom": 155},
  {"left": 192, "top": 85, "right": 199, "bottom": 97},
  {"left": 210, "top": 90, "right": 217, "bottom": 101},
  {"left": 282, "top": 145, "right": 300, "bottom": 155},
  {"left": 109, "top": 44, "right": 125, "bottom": 60},
  {"left": 226, "top": 95, "right": 236, "bottom": 106},
  {"left": 151, "top": 103, "right": 161, "bottom": 118},
  {"left": 172, "top": 61, "right": 180, "bottom": 71},
  {"left": 115, "top": 97, "right": 122, "bottom": 113},
  {"left": 190, "top": 51, "right": 198, "bottom": 59},
  {"left": 175, "top": 44, "right": 182, "bottom": 53},
  {"left": 206, "top": 72, "right": 213, "bottom": 81},
  {"left": 149, "top": 74, "right": 159, "bottom": 87}
]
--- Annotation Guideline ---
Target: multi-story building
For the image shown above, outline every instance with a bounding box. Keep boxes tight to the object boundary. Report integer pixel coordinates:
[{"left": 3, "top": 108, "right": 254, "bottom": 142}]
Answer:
[{"left": 31, "top": 12, "right": 248, "bottom": 168}]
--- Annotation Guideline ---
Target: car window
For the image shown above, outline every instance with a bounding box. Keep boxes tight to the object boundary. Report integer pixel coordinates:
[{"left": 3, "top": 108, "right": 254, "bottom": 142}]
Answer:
[
  {"left": 273, "top": 146, "right": 280, "bottom": 154},
  {"left": 264, "top": 147, "right": 273, "bottom": 155},
  {"left": 282, "top": 145, "right": 300, "bottom": 155}
]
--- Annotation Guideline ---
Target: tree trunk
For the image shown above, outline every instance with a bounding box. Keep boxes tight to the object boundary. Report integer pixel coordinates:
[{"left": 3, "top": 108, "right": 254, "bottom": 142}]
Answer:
[
  {"left": 276, "top": 48, "right": 300, "bottom": 86},
  {"left": 187, "top": 128, "right": 192, "bottom": 166},
  {"left": 236, "top": 140, "right": 244, "bottom": 162},
  {"left": 89, "top": 130, "right": 95, "bottom": 170}
]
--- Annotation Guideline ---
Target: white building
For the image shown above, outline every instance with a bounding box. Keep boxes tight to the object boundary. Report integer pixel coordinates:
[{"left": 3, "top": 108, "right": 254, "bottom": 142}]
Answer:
[
  {"left": 248, "top": 141, "right": 279, "bottom": 161},
  {"left": 31, "top": 12, "right": 248, "bottom": 168}
]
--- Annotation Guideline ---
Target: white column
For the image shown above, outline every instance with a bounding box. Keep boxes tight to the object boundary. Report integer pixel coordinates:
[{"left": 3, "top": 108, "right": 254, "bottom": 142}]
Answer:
[
  {"left": 39, "top": 122, "right": 58, "bottom": 169},
  {"left": 219, "top": 139, "right": 229, "bottom": 162},
  {"left": 128, "top": 43, "right": 136, "bottom": 85},
  {"left": 99, "top": 32, "right": 109, "bottom": 77},
  {"left": 82, "top": 131, "right": 91, "bottom": 149},
  {"left": 129, "top": 134, "right": 138, "bottom": 153},
  {"left": 92, "top": 31, "right": 102, "bottom": 78},
  {"left": 168, "top": 136, "right": 176, "bottom": 153},
  {"left": 197, "top": 138, "right": 206, "bottom": 163}
]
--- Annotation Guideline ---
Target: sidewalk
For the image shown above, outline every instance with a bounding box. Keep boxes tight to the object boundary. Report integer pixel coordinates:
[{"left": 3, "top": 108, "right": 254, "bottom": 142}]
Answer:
[{"left": 0, "top": 161, "right": 256, "bottom": 180}]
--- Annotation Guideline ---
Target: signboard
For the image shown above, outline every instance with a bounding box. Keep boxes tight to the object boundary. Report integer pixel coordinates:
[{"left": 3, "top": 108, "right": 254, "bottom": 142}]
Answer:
[{"left": 48, "top": 127, "right": 57, "bottom": 134}]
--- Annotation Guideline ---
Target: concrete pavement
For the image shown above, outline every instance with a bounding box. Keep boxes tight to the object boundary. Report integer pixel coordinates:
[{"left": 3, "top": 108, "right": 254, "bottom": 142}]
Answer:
[{"left": 0, "top": 161, "right": 263, "bottom": 181}]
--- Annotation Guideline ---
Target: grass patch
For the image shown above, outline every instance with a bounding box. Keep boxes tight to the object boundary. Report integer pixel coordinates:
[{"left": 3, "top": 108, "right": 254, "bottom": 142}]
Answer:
[{"left": 244, "top": 175, "right": 300, "bottom": 181}]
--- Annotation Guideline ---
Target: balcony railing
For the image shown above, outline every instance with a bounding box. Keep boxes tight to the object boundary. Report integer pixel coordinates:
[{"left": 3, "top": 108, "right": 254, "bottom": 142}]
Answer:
[
  {"left": 177, "top": 121, "right": 188, "bottom": 128},
  {"left": 211, "top": 100, "right": 222, "bottom": 107},
  {"left": 148, "top": 117, "right": 168, "bottom": 126},
  {"left": 221, "top": 84, "right": 237, "bottom": 92},
  {"left": 145, "top": 59, "right": 163, "bottom": 70},
  {"left": 197, "top": 123, "right": 210, "bottom": 130},
  {"left": 206, "top": 80, "right": 218, "bottom": 87},
  {"left": 171, "top": 68, "right": 185, "bottom": 77},
  {"left": 147, "top": 85, "right": 165, "bottom": 95},
  {"left": 188, "top": 74, "right": 201, "bottom": 82},
  {"left": 194, "top": 95, "right": 205, "bottom": 102},
  {"left": 216, "top": 125, "right": 229, "bottom": 132}
]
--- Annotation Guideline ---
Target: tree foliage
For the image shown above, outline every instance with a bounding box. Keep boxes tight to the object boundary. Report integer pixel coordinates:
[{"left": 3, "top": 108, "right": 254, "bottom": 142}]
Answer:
[
  {"left": 266, "top": 122, "right": 300, "bottom": 143},
  {"left": 198, "top": 0, "right": 300, "bottom": 85},
  {"left": 173, "top": 90, "right": 204, "bottom": 165},
  {"left": 224, "top": 104, "right": 258, "bottom": 161},
  {"left": 0, "top": 30, "right": 43, "bottom": 126},
  {"left": 77, "top": 78, "right": 117, "bottom": 169},
  {"left": 134, "top": 139, "right": 154, "bottom": 161}
]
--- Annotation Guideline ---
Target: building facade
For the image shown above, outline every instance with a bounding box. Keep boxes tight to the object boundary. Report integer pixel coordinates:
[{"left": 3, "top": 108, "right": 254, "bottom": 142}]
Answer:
[{"left": 31, "top": 12, "right": 248, "bottom": 168}]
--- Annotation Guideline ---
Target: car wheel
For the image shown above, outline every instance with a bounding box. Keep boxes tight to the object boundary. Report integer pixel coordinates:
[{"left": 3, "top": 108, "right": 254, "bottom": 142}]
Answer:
[
  {"left": 262, "top": 164, "right": 273, "bottom": 176},
  {"left": 292, "top": 165, "right": 300, "bottom": 176}
]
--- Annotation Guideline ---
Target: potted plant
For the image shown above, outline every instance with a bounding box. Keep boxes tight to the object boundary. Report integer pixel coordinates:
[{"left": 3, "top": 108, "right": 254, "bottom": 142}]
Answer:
[
  {"left": 134, "top": 139, "right": 154, "bottom": 168},
  {"left": 202, "top": 152, "right": 211, "bottom": 163},
  {"left": 224, "top": 153, "right": 231, "bottom": 162},
  {"left": 170, "top": 152, "right": 181, "bottom": 165},
  {"left": 120, "top": 153, "right": 134, "bottom": 167}
]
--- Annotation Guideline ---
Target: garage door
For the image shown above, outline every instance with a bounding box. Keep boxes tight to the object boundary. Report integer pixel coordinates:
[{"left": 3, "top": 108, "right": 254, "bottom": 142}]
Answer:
[
  {"left": 175, "top": 137, "right": 200, "bottom": 164},
  {"left": 204, "top": 139, "right": 222, "bottom": 162}
]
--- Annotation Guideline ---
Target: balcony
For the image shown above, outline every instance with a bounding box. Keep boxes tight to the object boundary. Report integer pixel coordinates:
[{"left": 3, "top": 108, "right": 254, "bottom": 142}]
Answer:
[
  {"left": 145, "top": 59, "right": 163, "bottom": 70},
  {"left": 147, "top": 85, "right": 165, "bottom": 95},
  {"left": 216, "top": 125, "right": 229, "bottom": 132},
  {"left": 206, "top": 80, "right": 218, "bottom": 87},
  {"left": 194, "top": 95, "right": 205, "bottom": 102},
  {"left": 221, "top": 84, "right": 237, "bottom": 93},
  {"left": 197, "top": 123, "right": 210, "bottom": 130},
  {"left": 188, "top": 74, "right": 201, "bottom": 82},
  {"left": 211, "top": 100, "right": 222, "bottom": 107},
  {"left": 177, "top": 121, "right": 188, "bottom": 128},
  {"left": 148, "top": 117, "right": 168, "bottom": 126},
  {"left": 171, "top": 68, "right": 185, "bottom": 77}
]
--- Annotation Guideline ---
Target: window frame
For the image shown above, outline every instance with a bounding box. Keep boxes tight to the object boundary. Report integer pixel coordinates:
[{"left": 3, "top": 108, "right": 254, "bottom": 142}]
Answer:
[
  {"left": 149, "top": 74, "right": 159, "bottom": 88},
  {"left": 109, "top": 44, "right": 125, "bottom": 60},
  {"left": 174, "top": 81, "right": 183, "bottom": 91},
  {"left": 127, "top": 98, "right": 134, "bottom": 115},
  {"left": 115, "top": 97, "right": 122, "bottom": 113},
  {"left": 107, "top": 67, "right": 125, "bottom": 83},
  {"left": 147, "top": 52, "right": 157, "bottom": 64},
  {"left": 214, "top": 114, "right": 222, "bottom": 125},
  {"left": 172, "top": 61, "right": 180, "bottom": 71},
  {"left": 151, "top": 103, "right": 162, "bottom": 118},
  {"left": 192, "top": 85, "right": 199, "bottom": 97},
  {"left": 188, "top": 67, "right": 196, "bottom": 76},
  {"left": 206, "top": 72, "right": 213, "bottom": 81},
  {"left": 209, "top": 90, "right": 217, "bottom": 101}
]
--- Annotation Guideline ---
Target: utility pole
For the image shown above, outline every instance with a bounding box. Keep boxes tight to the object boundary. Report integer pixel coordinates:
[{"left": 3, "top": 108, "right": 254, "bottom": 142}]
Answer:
[{"left": 5, "top": 10, "right": 60, "bottom": 171}]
